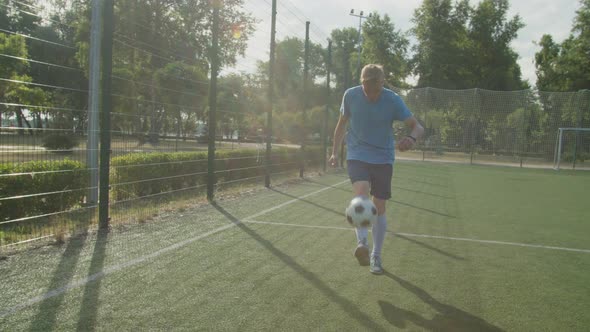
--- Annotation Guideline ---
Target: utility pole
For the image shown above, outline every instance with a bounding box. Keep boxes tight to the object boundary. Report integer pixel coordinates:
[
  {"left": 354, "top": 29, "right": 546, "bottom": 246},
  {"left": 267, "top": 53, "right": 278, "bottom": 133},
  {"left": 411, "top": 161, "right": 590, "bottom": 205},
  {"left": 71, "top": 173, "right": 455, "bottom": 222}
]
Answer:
[{"left": 349, "top": 9, "right": 371, "bottom": 83}]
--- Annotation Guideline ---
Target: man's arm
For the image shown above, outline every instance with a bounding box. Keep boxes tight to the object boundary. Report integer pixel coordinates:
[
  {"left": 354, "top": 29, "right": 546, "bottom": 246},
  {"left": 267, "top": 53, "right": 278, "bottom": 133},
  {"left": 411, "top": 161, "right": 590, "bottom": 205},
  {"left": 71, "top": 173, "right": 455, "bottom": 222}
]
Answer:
[
  {"left": 397, "top": 116, "right": 424, "bottom": 152},
  {"left": 328, "top": 113, "right": 349, "bottom": 166}
]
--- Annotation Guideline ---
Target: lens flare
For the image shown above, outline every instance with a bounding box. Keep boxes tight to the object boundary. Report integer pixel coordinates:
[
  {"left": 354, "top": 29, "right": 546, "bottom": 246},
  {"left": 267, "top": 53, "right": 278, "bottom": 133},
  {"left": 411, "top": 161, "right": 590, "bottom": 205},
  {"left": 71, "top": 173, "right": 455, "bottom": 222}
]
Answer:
[{"left": 231, "top": 24, "right": 242, "bottom": 39}]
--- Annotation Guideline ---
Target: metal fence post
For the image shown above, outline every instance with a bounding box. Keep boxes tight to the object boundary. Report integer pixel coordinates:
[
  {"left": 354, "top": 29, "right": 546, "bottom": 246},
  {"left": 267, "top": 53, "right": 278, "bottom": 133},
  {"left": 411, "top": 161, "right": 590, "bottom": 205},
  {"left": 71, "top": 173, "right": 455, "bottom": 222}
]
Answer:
[
  {"left": 323, "top": 40, "right": 332, "bottom": 173},
  {"left": 87, "top": 0, "right": 102, "bottom": 205},
  {"left": 207, "top": 3, "right": 221, "bottom": 201},
  {"left": 300, "top": 21, "right": 310, "bottom": 178},
  {"left": 98, "top": 0, "right": 114, "bottom": 230},
  {"left": 265, "top": 0, "right": 277, "bottom": 187}
]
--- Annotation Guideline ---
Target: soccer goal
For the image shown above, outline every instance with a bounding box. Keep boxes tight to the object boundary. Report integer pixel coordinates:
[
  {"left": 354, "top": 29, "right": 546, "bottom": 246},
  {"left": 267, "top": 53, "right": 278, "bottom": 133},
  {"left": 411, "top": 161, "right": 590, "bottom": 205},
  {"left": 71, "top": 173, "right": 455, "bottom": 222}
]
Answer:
[{"left": 553, "top": 128, "right": 590, "bottom": 170}]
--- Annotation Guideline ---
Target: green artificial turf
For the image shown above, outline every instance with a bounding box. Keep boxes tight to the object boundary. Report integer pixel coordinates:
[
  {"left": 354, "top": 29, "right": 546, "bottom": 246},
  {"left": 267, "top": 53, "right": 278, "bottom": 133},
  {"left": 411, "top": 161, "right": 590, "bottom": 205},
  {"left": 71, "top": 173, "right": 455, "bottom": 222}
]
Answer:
[{"left": 1, "top": 161, "right": 589, "bottom": 331}]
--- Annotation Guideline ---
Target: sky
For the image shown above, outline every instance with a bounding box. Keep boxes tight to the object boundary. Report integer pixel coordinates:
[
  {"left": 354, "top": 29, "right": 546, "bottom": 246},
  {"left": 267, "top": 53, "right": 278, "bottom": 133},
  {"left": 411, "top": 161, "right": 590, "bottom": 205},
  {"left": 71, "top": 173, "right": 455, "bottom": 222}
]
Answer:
[{"left": 231, "top": 0, "right": 582, "bottom": 87}]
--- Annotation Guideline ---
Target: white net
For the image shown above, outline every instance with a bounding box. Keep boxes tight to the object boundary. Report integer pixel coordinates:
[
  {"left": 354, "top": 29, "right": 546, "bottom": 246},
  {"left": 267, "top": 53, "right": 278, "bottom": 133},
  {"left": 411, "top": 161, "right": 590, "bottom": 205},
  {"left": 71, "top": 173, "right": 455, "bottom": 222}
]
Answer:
[{"left": 393, "top": 87, "right": 590, "bottom": 169}]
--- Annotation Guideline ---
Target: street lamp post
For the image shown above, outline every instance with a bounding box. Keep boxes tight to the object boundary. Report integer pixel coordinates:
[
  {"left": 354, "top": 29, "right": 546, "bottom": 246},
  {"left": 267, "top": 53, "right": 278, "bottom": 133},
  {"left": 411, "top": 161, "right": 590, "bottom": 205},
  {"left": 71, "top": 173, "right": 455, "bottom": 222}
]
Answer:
[{"left": 349, "top": 9, "right": 371, "bottom": 83}]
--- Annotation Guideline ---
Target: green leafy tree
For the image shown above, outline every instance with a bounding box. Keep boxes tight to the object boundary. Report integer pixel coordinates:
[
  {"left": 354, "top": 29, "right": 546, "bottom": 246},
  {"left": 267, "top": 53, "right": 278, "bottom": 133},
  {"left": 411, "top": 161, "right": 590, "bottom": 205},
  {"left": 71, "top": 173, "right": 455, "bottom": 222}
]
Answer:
[
  {"left": 468, "top": 0, "right": 526, "bottom": 90},
  {"left": 0, "top": 30, "right": 49, "bottom": 134},
  {"left": 1, "top": 1, "right": 48, "bottom": 132},
  {"left": 534, "top": 0, "right": 590, "bottom": 159},
  {"left": 71, "top": 0, "right": 255, "bottom": 144},
  {"left": 535, "top": 0, "right": 590, "bottom": 92},
  {"left": 330, "top": 27, "right": 359, "bottom": 92},
  {"left": 411, "top": 0, "right": 471, "bottom": 89},
  {"left": 361, "top": 13, "right": 410, "bottom": 88},
  {"left": 154, "top": 62, "right": 208, "bottom": 139},
  {"left": 410, "top": 0, "right": 525, "bottom": 90},
  {"left": 0, "top": 0, "right": 41, "bottom": 34}
]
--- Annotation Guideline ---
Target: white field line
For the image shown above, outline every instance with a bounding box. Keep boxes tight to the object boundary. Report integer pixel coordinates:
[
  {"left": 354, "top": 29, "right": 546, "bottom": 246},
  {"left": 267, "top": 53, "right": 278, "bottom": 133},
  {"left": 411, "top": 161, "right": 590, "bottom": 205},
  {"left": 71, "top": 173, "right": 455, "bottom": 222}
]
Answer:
[
  {"left": 0, "top": 179, "right": 350, "bottom": 318},
  {"left": 395, "top": 232, "right": 590, "bottom": 254},
  {"left": 242, "top": 220, "right": 590, "bottom": 254}
]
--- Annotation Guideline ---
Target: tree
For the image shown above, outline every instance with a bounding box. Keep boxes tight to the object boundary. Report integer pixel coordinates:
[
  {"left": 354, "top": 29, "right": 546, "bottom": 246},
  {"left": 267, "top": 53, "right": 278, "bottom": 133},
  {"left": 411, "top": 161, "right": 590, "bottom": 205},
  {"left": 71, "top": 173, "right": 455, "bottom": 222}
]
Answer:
[
  {"left": 330, "top": 27, "right": 358, "bottom": 92},
  {"left": 0, "top": 0, "right": 41, "bottom": 34},
  {"left": 411, "top": 0, "right": 471, "bottom": 89},
  {"left": 410, "top": 0, "right": 525, "bottom": 90},
  {"left": 273, "top": 37, "right": 304, "bottom": 98},
  {"left": 534, "top": 0, "right": 590, "bottom": 159},
  {"left": 0, "top": 33, "right": 28, "bottom": 85},
  {"left": 535, "top": 0, "right": 590, "bottom": 92},
  {"left": 361, "top": 13, "right": 411, "bottom": 88},
  {"left": 30, "top": 21, "right": 87, "bottom": 133},
  {"left": 468, "top": 0, "right": 526, "bottom": 90},
  {"left": 154, "top": 62, "right": 209, "bottom": 139},
  {"left": 68, "top": 0, "right": 255, "bottom": 144},
  {"left": 5, "top": 77, "right": 48, "bottom": 134},
  {"left": 217, "top": 74, "right": 245, "bottom": 140},
  {"left": 534, "top": 35, "right": 561, "bottom": 91},
  {"left": 0, "top": 26, "right": 49, "bottom": 134}
]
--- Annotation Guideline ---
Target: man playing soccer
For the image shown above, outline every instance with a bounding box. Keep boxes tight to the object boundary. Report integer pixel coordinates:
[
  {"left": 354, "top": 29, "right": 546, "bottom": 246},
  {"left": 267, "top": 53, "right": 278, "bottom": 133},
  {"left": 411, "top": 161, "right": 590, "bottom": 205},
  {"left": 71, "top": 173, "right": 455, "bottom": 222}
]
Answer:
[{"left": 329, "top": 64, "right": 424, "bottom": 274}]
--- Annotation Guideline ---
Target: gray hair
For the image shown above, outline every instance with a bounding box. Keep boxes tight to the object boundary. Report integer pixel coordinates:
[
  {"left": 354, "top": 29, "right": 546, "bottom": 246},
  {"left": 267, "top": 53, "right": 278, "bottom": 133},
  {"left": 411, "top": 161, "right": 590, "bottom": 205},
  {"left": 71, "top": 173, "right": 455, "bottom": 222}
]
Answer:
[{"left": 361, "top": 64, "right": 385, "bottom": 83}]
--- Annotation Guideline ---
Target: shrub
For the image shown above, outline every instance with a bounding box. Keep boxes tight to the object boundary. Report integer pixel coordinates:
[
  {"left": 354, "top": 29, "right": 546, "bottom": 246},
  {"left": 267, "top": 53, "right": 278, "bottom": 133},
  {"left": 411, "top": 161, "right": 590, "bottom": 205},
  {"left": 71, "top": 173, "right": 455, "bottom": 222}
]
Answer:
[
  {"left": 42, "top": 134, "right": 79, "bottom": 152},
  {"left": 562, "top": 151, "right": 588, "bottom": 162},
  {"left": 110, "top": 147, "right": 326, "bottom": 200},
  {"left": 110, "top": 151, "right": 208, "bottom": 200},
  {"left": 0, "top": 160, "right": 88, "bottom": 222}
]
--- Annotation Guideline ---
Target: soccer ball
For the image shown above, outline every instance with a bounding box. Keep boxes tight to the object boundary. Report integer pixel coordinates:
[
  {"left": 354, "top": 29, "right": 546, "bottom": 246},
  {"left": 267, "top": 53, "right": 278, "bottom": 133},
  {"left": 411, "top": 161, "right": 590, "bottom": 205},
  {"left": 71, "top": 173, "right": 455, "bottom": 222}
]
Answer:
[{"left": 345, "top": 196, "right": 378, "bottom": 228}]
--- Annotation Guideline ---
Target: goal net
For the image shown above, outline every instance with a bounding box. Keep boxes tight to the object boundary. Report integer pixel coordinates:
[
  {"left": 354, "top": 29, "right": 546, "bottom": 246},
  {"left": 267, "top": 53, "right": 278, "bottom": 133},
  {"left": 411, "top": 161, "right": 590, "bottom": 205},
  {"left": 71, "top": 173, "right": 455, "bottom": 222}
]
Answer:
[{"left": 553, "top": 128, "right": 590, "bottom": 170}]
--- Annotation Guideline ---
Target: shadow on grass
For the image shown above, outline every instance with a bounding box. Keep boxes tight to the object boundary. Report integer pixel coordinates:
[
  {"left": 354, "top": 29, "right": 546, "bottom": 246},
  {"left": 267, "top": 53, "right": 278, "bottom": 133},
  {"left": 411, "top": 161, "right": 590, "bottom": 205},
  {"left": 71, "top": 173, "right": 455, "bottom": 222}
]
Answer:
[
  {"left": 76, "top": 229, "right": 109, "bottom": 331},
  {"left": 301, "top": 178, "right": 456, "bottom": 220},
  {"left": 395, "top": 234, "right": 465, "bottom": 261},
  {"left": 392, "top": 185, "right": 454, "bottom": 199},
  {"left": 303, "top": 178, "right": 351, "bottom": 194},
  {"left": 29, "top": 230, "right": 90, "bottom": 331},
  {"left": 379, "top": 272, "right": 503, "bottom": 331},
  {"left": 389, "top": 199, "right": 456, "bottom": 219},
  {"left": 268, "top": 188, "right": 344, "bottom": 217},
  {"left": 212, "top": 202, "right": 387, "bottom": 331}
]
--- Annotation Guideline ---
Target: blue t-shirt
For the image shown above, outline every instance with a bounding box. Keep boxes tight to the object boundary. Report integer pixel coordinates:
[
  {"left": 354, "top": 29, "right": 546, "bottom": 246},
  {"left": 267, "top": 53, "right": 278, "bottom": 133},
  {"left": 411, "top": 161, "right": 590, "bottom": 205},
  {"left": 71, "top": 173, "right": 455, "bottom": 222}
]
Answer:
[{"left": 340, "top": 86, "right": 413, "bottom": 164}]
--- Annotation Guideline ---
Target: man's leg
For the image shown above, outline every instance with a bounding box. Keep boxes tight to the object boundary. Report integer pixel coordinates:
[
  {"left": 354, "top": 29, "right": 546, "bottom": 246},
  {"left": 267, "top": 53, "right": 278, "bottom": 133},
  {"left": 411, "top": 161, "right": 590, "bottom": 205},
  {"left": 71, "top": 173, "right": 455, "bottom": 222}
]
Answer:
[
  {"left": 347, "top": 160, "right": 371, "bottom": 266},
  {"left": 352, "top": 180, "right": 371, "bottom": 247},
  {"left": 369, "top": 163, "right": 393, "bottom": 274},
  {"left": 371, "top": 198, "right": 387, "bottom": 258}
]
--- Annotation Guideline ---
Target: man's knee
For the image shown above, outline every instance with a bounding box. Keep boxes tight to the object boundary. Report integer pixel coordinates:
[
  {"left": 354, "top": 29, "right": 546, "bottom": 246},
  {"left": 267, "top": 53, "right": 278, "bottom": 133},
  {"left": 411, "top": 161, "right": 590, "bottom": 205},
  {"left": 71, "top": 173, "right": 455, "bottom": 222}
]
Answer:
[
  {"left": 373, "top": 198, "right": 386, "bottom": 215},
  {"left": 352, "top": 181, "right": 370, "bottom": 197}
]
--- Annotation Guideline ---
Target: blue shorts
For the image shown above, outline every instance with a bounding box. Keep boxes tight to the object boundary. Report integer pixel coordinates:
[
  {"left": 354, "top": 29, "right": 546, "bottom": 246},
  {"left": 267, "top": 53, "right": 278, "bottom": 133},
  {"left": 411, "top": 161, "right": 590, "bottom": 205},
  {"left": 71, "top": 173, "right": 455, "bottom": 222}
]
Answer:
[{"left": 347, "top": 160, "right": 393, "bottom": 200}]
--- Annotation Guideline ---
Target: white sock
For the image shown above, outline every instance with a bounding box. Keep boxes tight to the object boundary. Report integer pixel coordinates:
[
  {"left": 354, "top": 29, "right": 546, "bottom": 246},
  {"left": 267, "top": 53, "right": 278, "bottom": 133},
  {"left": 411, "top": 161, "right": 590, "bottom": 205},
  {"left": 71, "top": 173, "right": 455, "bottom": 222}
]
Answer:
[
  {"left": 355, "top": 227, "right": 368, "bottom": 247},
  {"left": 372, "top": 214, "right": 387, "bottom": 257}
]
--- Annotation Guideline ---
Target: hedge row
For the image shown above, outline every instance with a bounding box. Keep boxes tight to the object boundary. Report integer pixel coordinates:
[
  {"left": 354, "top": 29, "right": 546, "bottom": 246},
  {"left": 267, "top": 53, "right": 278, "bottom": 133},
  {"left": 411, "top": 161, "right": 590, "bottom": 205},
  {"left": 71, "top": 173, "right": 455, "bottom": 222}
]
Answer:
[
  {"left": 0, "top": 160, "right": 88, "bottom": 222},
  {"left": 110, "top": 146, "right": 325, "bottom": 200},
  {"left": 0, "top": 147, "right": 326, "bottom": 222}
]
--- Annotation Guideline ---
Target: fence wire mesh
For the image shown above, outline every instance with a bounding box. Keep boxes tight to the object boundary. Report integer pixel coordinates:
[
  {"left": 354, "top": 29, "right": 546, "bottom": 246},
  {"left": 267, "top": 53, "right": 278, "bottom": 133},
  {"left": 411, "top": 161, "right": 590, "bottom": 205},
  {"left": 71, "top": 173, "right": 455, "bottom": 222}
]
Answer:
[
  {"left": 0, "top": 0, "right": 329, "bottom": 250},
  {"left": 395, "top": 87, "right": 590, "bottom": 169},
  {"left": 1, "top": 0, "right": 589, "bottom": 251}
]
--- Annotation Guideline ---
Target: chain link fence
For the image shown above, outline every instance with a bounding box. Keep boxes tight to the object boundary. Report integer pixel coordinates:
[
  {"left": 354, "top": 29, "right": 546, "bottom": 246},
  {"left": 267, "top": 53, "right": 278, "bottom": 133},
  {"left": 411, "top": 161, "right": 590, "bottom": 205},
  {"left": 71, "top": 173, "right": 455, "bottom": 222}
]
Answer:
[
  {"left": 395, "top": 87, "right": 590, "bottom": 169},
  {"left": 1, "top": 0, "right": 588, "bottom": 251}
]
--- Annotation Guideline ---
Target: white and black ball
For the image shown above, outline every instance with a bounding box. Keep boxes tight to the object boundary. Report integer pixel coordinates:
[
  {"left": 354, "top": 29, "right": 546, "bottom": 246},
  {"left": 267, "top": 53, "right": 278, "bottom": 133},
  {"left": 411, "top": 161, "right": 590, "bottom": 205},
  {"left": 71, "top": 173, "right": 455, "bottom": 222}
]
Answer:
[{"left": 345, "top": 196, "right": 378, "bottom": 228}]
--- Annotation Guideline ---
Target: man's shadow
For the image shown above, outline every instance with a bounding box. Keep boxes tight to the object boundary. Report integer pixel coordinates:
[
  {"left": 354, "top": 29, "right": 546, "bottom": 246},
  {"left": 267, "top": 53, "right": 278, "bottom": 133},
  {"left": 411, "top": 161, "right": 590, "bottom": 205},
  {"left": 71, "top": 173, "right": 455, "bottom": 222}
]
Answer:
[
  {"left": 211, "top": 201, "right": 387, "bottom": 331},
  {"left": 379, "top": 272, "right": 504, "bottom": 331},
  {"left": 395, "top": 234, "right": 465, "bottom": 261},
  {"left": 268, "top": 188, "right": 344, "bottom": 217}
]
